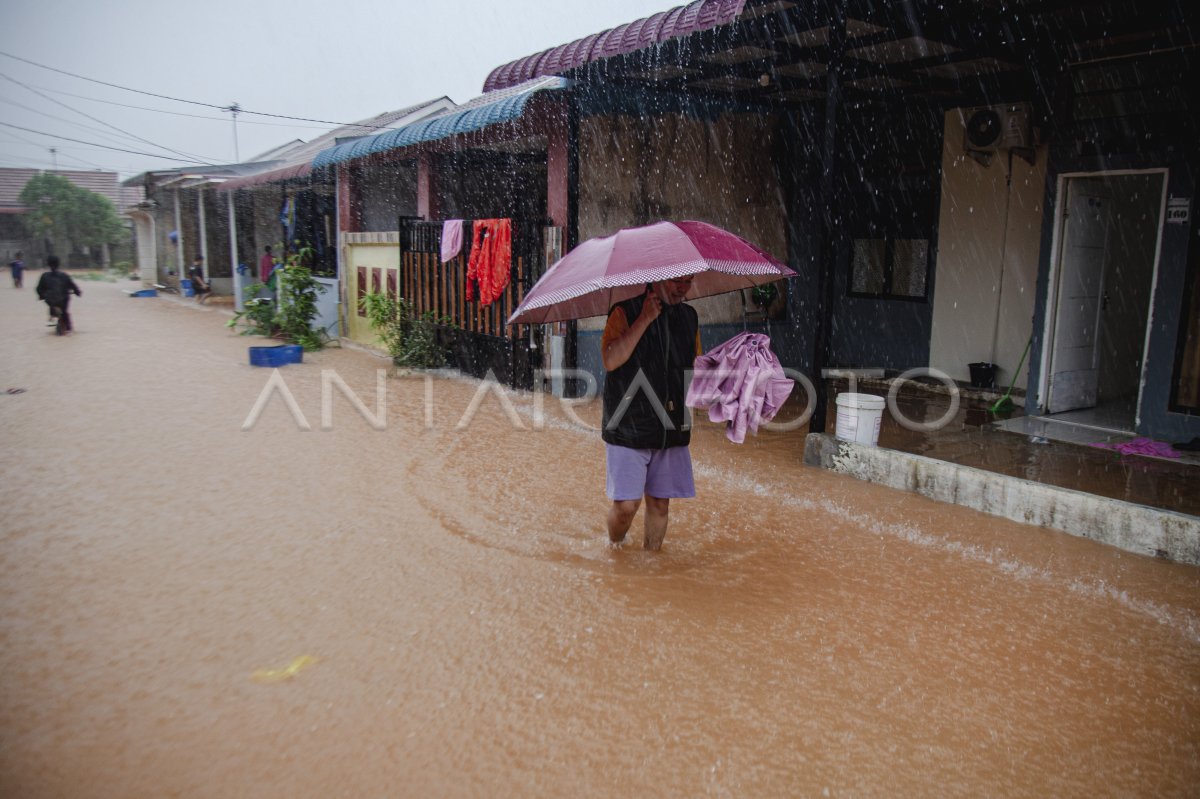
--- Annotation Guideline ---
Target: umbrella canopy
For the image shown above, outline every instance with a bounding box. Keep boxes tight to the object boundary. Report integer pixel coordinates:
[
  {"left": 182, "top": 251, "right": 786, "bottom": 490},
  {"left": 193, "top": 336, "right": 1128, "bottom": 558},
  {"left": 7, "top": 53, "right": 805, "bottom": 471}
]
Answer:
[{"left": 508, "top": 220, "right": 796, "bottom": 325}]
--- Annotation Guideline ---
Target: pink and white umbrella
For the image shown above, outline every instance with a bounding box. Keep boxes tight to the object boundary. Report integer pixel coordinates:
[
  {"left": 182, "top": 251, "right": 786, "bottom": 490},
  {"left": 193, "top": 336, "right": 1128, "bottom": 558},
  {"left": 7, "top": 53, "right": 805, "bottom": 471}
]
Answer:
[{"left": 508, "top": 220, "right": 796, "bottom": 325}]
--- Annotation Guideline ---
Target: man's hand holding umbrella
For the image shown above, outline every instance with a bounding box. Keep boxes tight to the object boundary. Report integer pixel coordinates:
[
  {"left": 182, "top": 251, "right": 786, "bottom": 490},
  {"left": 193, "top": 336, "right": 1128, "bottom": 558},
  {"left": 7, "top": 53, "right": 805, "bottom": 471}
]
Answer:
[{"left": 602, "top": 278, "right": 692, "bottom": 372}]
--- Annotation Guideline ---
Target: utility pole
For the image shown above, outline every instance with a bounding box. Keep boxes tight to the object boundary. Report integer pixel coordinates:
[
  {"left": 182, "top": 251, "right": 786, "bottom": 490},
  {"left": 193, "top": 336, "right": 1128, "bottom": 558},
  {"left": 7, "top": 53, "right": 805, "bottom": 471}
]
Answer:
[
  {"left": 224, "top": 102, "right": 241, "bottom": 162},
  {"left": 49, "top": 147, "right": 57, "bottom": 170}
]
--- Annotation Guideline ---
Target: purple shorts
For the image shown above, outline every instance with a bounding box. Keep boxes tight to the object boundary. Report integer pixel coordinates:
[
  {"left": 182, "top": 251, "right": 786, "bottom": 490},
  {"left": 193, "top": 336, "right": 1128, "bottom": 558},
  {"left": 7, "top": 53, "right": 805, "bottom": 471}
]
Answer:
[{"left": 605, "top": 444, "right": 695, "bottom": 501}]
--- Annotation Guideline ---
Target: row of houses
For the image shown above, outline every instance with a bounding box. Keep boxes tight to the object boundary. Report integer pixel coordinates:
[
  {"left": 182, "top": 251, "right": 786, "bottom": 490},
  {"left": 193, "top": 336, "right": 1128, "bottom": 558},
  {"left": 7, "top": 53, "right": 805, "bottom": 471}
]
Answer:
[{"left": 124, "top": 0, "right": 1199, "bottom": 444}]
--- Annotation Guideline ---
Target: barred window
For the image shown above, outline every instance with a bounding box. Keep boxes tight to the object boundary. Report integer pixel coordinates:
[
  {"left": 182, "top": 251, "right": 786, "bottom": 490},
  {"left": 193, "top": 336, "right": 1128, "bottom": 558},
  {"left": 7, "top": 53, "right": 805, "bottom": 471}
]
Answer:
[{"left": 850, "top": 237, "right": 928, "bottom": 300}]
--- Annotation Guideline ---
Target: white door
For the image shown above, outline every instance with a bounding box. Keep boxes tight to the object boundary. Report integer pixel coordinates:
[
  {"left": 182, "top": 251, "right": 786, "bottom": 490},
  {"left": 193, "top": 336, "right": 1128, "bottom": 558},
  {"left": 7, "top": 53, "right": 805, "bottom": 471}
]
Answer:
[{"left": 1048, "top": 179, "right": 1110, "bottom": 413}]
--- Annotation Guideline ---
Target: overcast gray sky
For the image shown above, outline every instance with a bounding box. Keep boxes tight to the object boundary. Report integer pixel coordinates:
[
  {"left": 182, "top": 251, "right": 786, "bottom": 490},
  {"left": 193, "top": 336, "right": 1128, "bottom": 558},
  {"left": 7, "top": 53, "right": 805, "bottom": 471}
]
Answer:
[{"left": 0, "top": 0, "right": 677, "bottom": 179}]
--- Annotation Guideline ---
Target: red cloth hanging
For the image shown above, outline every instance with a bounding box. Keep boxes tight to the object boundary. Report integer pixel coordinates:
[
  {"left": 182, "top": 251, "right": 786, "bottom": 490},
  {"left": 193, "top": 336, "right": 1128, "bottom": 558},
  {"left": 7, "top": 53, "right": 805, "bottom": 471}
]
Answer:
[{"left": 465, "top": 218, "right": 512, "bottom": 306}]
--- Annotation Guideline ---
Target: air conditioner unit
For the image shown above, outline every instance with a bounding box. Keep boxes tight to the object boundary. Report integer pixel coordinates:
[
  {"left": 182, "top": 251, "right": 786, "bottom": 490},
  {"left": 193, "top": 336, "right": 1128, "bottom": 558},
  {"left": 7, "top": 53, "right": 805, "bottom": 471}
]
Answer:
[{"left": 962, "top": 103, "right": 1033, "bottom": 154}]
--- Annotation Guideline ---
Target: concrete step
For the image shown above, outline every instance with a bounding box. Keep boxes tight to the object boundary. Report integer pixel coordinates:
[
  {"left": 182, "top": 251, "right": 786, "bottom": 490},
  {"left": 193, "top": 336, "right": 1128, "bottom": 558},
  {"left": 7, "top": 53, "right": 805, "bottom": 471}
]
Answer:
[{"left": 803, "top": 432, "right": 1200, "bottom": 565}]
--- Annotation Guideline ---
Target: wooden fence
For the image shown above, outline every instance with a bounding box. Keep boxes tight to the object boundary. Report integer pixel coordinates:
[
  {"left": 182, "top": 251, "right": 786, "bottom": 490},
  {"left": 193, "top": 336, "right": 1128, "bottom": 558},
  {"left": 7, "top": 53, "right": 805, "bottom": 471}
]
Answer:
[{"left": 396, "top": 218, "right": 550, "bottom": 388}]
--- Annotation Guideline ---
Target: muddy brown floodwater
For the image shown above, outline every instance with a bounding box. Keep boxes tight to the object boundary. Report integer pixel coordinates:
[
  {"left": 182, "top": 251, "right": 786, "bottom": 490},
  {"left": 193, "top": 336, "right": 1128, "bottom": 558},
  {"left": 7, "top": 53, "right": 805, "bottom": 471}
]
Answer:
[{"left": 2, "top": 276, "right": 1199, "bottom": 798}]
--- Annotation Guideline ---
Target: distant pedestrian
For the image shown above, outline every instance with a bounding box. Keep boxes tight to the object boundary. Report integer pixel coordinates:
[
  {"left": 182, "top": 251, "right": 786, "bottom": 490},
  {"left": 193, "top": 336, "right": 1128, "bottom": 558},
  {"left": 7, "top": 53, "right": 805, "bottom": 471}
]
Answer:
[
  {"left": 9, "top": 251, "right": 24, "bottom": 288},
  {"left": 36, "top": 255, "right": 81, "bottom": 336},
  {"left": 259, "top": 245, "right": 275, "bottom": 284},
  {"left": 189, "top": 255, "right": 212, "bottom": 303}
]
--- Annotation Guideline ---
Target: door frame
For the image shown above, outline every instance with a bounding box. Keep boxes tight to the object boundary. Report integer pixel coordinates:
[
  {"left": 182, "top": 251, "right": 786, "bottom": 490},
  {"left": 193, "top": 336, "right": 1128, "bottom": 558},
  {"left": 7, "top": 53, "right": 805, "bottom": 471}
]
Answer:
[{"left": 1037, "top": 168, "right": 1170, "bottom": 426}]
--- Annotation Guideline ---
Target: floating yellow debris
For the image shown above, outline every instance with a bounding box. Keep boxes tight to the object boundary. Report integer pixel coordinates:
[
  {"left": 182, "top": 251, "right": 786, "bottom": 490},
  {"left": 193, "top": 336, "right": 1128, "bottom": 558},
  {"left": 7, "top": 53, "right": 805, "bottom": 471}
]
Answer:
[{"left": 251, "top": 655, "right": 318, "bottom": 683}]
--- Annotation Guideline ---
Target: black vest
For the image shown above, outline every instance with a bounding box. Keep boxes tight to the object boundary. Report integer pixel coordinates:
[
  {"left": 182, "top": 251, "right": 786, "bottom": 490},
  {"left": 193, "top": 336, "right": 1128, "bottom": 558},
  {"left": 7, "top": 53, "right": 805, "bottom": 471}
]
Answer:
[{"left": 602, "top": 295, "right": 698, "bottom": 449}]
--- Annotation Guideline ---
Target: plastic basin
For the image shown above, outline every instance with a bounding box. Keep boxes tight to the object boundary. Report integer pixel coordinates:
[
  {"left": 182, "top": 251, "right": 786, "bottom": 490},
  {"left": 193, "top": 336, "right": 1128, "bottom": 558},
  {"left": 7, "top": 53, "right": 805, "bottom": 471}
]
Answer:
[{"left": 249, "top": 344, "right": 303, "bottom": 367}]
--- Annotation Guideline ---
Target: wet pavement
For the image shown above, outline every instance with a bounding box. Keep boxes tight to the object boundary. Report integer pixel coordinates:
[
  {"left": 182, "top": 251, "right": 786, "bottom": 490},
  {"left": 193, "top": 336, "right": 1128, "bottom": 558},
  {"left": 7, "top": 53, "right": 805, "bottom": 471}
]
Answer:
[
  {"left": 824, "top": 380, "right": 1200, "bottom": 518},
  {"left": 1, "top": 274, "right": 1199, "bottom": 797}
]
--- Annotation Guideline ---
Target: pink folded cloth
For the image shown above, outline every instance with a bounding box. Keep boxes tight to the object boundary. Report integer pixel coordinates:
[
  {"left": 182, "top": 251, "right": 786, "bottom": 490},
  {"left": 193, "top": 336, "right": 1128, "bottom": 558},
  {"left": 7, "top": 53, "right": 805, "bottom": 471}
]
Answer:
[
  {"left": 440, "top": 219, "right": 464, "bottom": 263},
  {"left": 1089, "top": 437, "right": 1181, "bottom": 458},
  {"left": 686, "top": 332, "right": 794, "bottom": 444}
]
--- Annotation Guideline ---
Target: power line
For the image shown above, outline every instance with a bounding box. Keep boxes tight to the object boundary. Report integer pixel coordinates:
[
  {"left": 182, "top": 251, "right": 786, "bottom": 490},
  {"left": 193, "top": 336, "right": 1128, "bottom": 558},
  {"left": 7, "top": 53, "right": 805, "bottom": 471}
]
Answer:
[
  {"left": 0, "top": 121, "right": 206, "bottom": 163},
  {"left": 0, "top": 148, "right": 103, "bottom": 171},
  {"left": 0, "top": 92, "right": 200, "bottom": 157},
  {"left": 0, "top": 133, "right": 172, "bottom": 175},
  {"left": 0, "top": 50, "right": 404, "bottom": 129},
  {"left": 0, "top": 136, "right": 146, "bottom": 176},
  {"left": 0, "top": 70, "right": 215, "bottom": 163},
  {"left": 21, "top": 84, "right": 336, "bottom": 130},
  {"left": 0, "top": 125, "right": 47, "bottom": 150},
  {"left": 51, "top": 148, "right": 108, "bottom": 171}
]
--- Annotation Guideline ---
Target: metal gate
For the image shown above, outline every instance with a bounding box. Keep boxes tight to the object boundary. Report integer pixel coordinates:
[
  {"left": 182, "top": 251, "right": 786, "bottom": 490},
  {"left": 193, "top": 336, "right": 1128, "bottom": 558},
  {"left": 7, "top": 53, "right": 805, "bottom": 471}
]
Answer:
[{"left": 397, "top": 217, "right": 545, "bottom": 388}]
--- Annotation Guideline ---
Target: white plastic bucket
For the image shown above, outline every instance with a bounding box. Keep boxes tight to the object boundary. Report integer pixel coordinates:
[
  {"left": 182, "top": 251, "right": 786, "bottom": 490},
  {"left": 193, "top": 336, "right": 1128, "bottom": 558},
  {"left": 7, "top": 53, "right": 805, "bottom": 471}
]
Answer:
[{"left": 835, "top": 392, "right": 886, "bottom": 446}]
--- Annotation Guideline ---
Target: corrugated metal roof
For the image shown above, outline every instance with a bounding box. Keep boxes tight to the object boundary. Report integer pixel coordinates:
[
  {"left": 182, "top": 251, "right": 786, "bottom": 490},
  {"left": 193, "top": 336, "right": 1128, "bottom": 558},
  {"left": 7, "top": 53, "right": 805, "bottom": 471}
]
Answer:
[
  {"left": 247, "top": 97, "right": 457, "bottom": 166},
  {"left": 311, "top": 77, "right": 568, "bottom": 169},
  {"left": 123, "top": 160, "right": 286, "bottom": 190},
  {"left": 482, "top": 0, "right": 748, "bottom": 93},
  {"left": 215, "top": 97, "right": 457, "bottom": 191}
]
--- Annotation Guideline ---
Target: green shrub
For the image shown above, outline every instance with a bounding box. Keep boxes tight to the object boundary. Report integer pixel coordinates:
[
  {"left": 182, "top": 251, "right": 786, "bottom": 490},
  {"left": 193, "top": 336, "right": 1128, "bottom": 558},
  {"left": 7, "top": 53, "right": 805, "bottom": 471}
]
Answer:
[
  {"left": 360, "top": 292, "right": 450, "bottom": 369},
  {"left": 226, "top": 244, "right": 327, "bottom": 351}
]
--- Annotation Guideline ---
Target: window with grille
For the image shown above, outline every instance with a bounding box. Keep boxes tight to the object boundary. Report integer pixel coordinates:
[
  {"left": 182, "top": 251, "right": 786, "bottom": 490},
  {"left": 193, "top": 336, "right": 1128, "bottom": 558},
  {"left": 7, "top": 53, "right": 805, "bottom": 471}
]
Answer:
[{"left": 850, "top": 237, "right": 929, "bottom": 300}]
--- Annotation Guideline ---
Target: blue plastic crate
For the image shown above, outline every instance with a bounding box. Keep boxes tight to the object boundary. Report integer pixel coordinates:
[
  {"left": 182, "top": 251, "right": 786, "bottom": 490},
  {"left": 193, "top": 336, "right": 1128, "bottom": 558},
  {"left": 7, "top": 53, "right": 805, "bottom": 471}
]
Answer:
[{"left": 248, "top": 344, "right": 303, "bottom": 367}]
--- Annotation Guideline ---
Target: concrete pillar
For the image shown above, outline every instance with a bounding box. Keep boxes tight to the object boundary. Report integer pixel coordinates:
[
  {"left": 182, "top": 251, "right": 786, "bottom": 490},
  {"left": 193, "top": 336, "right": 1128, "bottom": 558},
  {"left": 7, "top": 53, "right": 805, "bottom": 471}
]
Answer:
[
  {"left": 809, "top": 0, "right": 848, "bottom": 434},
  {"left": 546, "top": 109, "right": 570, "bottom": 230},
  {"left": 197, "top": 186, "right": 209, "bottom": 280},
  {"left": 336, "top": 163, "right": 361, "bottom": 234},
  {"left": 128, "top": 210, "right": 155, "bottom": 284},
  {"left": 417, "top": 152, "right": 438, "bottom": 221},
  {"left": 228, "top": 190, "right": 242, "bottom": 310},
  {"left": 173, "top": 189, "right": 185, "bottom": 278}
]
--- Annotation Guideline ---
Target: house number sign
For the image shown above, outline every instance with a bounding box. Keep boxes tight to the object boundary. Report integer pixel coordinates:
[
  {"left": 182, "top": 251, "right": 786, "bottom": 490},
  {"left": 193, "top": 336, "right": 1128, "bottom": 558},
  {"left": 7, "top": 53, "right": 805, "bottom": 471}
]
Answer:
[{"left": 1166, "top": 196, "right": 1190, "bottom": 225}]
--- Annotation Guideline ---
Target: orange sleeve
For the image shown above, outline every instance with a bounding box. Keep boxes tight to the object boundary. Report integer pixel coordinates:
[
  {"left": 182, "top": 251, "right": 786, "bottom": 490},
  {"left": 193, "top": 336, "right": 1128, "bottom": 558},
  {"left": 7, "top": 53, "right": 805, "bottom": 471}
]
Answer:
[
  {"left": 695, "top": 329, "right": 703, "bottom": 358},
  {"left": 601, "top": 306, "right": 629, "bottom": 353}
]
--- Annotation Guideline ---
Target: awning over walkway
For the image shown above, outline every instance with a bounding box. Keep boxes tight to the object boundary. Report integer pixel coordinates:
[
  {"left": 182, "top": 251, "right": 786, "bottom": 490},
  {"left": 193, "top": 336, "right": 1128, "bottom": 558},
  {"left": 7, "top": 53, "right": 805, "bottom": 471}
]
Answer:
[
  {"left": 482, "top": 0, "right": 747, "bottom": 93},
  {"left": 216, "top": 162, "right": 313, "bottom": 192},
  {"left": 312, "top": 77, "right": 569, "bottom": 169}
]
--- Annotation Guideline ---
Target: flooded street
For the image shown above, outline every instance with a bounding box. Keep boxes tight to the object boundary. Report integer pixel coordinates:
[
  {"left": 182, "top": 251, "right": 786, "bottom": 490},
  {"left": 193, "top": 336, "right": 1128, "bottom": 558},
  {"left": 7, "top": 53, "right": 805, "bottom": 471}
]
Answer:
[{"left": 2, "top": 277, "right": 1199, "bottom": 797}]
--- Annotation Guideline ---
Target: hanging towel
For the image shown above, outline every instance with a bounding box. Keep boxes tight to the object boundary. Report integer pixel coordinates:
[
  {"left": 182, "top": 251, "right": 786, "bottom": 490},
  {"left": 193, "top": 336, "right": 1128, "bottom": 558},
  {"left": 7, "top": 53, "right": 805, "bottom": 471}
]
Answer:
[
  {"left": 465, "top": 218, "right": 512, "bottom": 306},
  {"left": 686, "top": 332, "right": 794, "bottom": 443},
  {"left": 440, "top": 219, "right": 464, "bottom": 263},
  {"left": 465, "top": 222, "right": 486, "bottom": 303}
]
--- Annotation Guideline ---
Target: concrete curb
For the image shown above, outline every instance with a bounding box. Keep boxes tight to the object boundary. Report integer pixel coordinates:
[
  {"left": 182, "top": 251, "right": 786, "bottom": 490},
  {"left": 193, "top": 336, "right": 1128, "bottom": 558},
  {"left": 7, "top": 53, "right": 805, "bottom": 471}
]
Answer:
[{"left": 803, "top": 433, "right": 1200, "bottom": 565}]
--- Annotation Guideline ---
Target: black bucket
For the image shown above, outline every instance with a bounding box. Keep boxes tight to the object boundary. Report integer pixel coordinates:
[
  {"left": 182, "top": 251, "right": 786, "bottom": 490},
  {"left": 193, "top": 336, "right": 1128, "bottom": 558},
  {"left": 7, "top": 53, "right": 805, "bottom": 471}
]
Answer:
[{"left": 968, "top": 362, "right": 997, "bottom": 389}]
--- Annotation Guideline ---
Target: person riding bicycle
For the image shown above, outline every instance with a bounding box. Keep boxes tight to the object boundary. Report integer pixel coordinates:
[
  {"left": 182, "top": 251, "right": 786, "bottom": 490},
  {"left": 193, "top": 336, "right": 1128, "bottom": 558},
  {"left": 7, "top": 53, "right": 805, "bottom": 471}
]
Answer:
[{"left": 36, "top": 255, "right": 82, "bottom": 335}]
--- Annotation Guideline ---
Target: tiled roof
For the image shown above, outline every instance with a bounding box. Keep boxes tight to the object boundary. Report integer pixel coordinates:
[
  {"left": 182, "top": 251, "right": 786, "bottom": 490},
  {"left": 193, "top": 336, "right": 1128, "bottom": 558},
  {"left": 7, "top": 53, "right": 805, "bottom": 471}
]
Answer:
[
  {"left": 217, "top": 162, "right": 312, "bottom": 192},
  {"left": 482, "top": 0, "right": 748, "bottom": 92},
  {"left": 311, "top": 77, "right": 568, "bottom": 169},
  {"left": 119, "top": 183, "right": 145, "bottom": 209},
  {"left": 0, "top": 167, "right": 123, "bottom": 211}
]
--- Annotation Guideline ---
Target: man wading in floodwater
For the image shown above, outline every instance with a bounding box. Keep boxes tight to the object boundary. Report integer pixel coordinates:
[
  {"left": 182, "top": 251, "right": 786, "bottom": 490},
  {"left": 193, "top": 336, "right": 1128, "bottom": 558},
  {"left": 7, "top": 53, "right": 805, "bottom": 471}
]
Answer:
[{"left": 601, "top": 275, "right": 701, "bottom": 550}]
